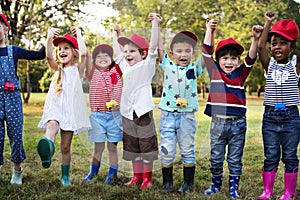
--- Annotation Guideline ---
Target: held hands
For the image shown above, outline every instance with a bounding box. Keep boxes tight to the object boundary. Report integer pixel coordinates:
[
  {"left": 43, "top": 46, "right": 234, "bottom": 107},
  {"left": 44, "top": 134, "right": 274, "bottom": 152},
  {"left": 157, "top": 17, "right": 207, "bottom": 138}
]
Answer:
[
  {"left": 252, "top": 25, "right": 263, "bottom": 39},
  {"left": 148, "top": 12, "right": 162, "bottom": 24},
  {"left": 264, "top": 11, "right": 275, "bottom": 22},
  {"left": 114, "top": 24, "right": 121, "bottom": 37},
  {"left": 70, "top": 26, "right": 82, "bottom": 38},
  {"left": 206, "top": 18, "right": 218, "bottom": 32}
]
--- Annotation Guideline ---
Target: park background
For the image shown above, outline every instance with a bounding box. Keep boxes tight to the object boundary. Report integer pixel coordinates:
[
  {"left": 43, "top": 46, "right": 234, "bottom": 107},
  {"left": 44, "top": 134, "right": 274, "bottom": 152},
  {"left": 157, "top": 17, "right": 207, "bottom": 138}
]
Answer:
[{"left": 1, "top": 0, "right": 300, "bottom": 199}]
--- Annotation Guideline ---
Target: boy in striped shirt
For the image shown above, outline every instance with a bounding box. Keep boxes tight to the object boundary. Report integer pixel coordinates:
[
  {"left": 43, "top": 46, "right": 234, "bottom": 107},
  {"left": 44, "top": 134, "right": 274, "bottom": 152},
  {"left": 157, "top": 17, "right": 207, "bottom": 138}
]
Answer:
[{"left": 202, "top": 19, "right": 263, "bottom": 198}]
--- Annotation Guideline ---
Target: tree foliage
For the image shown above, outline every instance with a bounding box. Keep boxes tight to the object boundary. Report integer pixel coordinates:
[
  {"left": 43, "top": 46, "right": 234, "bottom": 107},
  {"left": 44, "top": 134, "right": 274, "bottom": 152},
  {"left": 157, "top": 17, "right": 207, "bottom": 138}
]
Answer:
[
  {"left": 109, "top": 0, "right": 300, "bottom": 97},
  {"left": 1, "top": 0, "right": 300, "bottom": 99},
  {"left": 0, "top": 0, "right": 89, "bottom": 103}
]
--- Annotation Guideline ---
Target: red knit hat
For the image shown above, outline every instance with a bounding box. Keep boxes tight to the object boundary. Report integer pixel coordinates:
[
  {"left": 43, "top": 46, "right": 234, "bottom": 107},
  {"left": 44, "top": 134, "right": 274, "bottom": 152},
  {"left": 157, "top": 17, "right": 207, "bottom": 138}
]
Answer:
[
  {"left": 0, "top": 13, "right": 9, "bottom": 27},
  {"left": 118, "top": 34, "right": 149, "bottom": 52},
  {"left": 269, "top": 19, "right": 299, "bottom": 41},
  {"left": 170, "top": 30, "right": 198, "bottom": 50},
  {"left": 53, "top": 34, "right": 79, "bottom": 50},
  {"left": 92, "top": 44, "right": 113, "bottom": 59},
  {"left": 216, "top": 38, "right": 244, "bottom": 55}
]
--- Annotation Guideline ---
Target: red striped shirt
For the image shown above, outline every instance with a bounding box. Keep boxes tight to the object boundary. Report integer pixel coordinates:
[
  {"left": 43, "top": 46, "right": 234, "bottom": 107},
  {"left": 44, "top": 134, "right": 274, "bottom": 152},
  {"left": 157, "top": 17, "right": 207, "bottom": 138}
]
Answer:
[{"left": 86, "top": 64, "right": 122, "bottom": 112}]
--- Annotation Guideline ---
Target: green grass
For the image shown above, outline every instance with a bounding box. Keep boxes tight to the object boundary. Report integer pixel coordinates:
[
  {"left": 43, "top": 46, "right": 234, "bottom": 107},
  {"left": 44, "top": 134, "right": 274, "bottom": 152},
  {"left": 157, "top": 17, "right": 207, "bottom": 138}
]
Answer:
[{"left": 0, "top": 93, "right": 298, "bottom": 199}]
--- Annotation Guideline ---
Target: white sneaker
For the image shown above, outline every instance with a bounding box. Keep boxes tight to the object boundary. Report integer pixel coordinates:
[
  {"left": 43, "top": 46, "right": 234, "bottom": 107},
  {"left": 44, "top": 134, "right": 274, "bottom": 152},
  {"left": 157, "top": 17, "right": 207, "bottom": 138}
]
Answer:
[{"left": 10, "top": 168, "right": 22, "bottom": 185}]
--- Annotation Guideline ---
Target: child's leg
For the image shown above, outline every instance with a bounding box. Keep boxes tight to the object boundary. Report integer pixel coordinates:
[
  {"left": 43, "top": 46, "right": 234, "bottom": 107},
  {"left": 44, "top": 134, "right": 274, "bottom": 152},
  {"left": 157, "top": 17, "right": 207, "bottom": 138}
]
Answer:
[
  {"left": 60, "top": 130, "right": 73, "bottom": 165},
  {"left": 176, "top": 113, "right": 196, "bottom": 194},
  {"left": 84, "top": 142, "right": 104, "bottom": 182},
  {"left": 104, "top": 142, "right": 118, "bottom": 184},
  {"left": 4, "top": 95, "right": 25, "bottom": 185},
  {"left": 0, "top": 119, "right": 5, "bottom": 167},
  {"left": 37, "top": 120, "right": 58, "bottom": 168},
  {"left": 204, "top": 117, "right": 226, "bottom": 195},
  {"left": 107, "top": 142, "right": 118, "bottom": 165},
  {"left": 124, "top": 158, "right": 143, "bottom": 186},
  {"left": 60, "top": 130, "right": 73, "bottom": 186},
  {"left": 93, "top": 142, "right": 105, "bottom": 164},
  {"left": 227, "top": 117, "right": 246, "bottom": 198},
  {"left": 45, "top": 120, "right": 59, "bottom": 142}
]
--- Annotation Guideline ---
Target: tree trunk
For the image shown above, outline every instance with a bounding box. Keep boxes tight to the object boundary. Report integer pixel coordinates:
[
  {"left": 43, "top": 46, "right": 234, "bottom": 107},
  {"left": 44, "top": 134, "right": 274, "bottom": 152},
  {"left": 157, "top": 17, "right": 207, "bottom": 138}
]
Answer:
[{"left": 23, "top": 60, "right": 31, "bottom": 104}]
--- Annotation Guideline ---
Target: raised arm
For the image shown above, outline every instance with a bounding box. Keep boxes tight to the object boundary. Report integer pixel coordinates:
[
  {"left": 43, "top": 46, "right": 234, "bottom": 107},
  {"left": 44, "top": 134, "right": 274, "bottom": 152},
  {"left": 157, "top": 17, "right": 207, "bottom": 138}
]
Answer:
[
  {"left": 113, "top": 24, "right": 123, "bottom": 57},
  {"left": 71, "top": 26, "right": 87, "bottom": 78},
  {"left": 46, "top": 26, "right": 60, "bottom": 71},
  {"left": 148, "top": 12, "right": 162, "bottom": 54},
  {"left": 258, "top": 11, "right": 275, "bottom": 71},
  {"left": 202, "top": 19, "right": 218, "bottom": 70},
  {"left": 203, "top": 19, "right": 218, "bottom": 46},
  {"left": 85, "top": 51, "right": 92, "bottom": 75},
  {"left": 248, "top": 25, "right": 263, "bottom": 60}
]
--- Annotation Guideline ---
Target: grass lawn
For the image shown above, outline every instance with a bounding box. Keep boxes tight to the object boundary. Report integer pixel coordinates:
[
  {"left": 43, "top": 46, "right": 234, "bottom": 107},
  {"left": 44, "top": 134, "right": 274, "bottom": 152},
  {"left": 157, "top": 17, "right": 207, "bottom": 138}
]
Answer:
[{"left": 0, "top": 93, "right": 298, "bottom": 199}]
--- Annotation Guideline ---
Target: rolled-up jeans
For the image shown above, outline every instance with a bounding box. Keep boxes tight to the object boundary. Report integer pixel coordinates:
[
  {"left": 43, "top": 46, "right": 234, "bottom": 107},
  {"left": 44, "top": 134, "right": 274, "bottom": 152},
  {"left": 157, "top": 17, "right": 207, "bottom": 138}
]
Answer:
[
  {"left": 262, "top": 106, "right": 300, "bottom": 173},
  {"left": 159, "top": 110, "right": 196, "bottom": 166},
  {"left": 209, "top": 115, "right": 246, "bottom": 176}
]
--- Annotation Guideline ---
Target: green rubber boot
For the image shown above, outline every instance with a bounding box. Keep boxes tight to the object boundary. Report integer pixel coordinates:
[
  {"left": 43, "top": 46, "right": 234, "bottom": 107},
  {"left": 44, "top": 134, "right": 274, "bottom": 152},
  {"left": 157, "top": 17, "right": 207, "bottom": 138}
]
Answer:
[
  {"left": 61, "top": 164, "right": 71, "bottom": 187},
  {"left": 37, "top": 137, "right": 55, "bottom": 168}
]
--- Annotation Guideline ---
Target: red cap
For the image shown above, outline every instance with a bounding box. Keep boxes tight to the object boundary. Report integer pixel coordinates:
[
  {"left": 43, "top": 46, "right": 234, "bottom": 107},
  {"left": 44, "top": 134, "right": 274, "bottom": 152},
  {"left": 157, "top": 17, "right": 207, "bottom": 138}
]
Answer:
[
  {"left": 216, "top": 38, "right": 244, "bottom": 55},
  {"left": 53, "top": 34, "right": 78, "bottom": 50},
  {"left": 170, "top": 30, "right": 198, "bottom": 49},
  {"left": 269, "top": 19, "right": 299, "bottom": 41},
  {"left": 92, "top": 44, "right": 113, "bottom": 59},
  {"left": 118, "top": 34, "right": 149, "bottom": 52},
  {"left": 0, "top": 13, "right": 9, "bottom": 27}
]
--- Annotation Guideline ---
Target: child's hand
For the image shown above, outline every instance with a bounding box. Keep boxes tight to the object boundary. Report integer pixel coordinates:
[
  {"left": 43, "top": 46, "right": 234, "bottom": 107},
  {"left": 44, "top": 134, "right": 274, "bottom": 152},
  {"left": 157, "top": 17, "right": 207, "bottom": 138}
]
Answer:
[
  {"left": 47, "top": 25, "right": 60, "bottom": 39},
  {"left": 114, "top": 24, "right": 121, "bottom": 37},
  {"left": 70, "top": 26, "right": 81, "bottom": 37},
  {"left": 252, "top": 25, "right": 263, "bottom": 39},
  {"left": 264, "top": 11, "right": 275, "bottom": 22},
  {"left": 206, "top": 18, "right": 218, "bottom": 32},
  {"left": 148, "top": 13, "right": 162, "bottom": 24}
]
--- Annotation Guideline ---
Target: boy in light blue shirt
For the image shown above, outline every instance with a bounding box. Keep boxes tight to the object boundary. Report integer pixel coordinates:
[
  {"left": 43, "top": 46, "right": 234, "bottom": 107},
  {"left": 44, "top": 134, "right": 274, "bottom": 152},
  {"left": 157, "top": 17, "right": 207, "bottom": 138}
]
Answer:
[{"left": 158, "top": 30, "right": 205, "bottom": 193}]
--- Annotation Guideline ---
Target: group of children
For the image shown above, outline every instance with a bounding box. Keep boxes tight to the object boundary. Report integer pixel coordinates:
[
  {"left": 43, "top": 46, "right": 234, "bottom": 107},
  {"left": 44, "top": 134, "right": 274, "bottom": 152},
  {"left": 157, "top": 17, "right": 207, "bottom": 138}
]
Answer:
[{"left": 0, "top": 9, "right": 299, "bottom": 199}]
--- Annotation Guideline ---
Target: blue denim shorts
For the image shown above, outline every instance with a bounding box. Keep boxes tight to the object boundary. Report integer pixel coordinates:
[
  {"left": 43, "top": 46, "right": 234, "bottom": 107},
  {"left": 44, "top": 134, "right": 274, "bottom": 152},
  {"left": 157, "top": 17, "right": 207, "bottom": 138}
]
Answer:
[{"left": 88, "top": 111, "right": 122, "bottom": 143}]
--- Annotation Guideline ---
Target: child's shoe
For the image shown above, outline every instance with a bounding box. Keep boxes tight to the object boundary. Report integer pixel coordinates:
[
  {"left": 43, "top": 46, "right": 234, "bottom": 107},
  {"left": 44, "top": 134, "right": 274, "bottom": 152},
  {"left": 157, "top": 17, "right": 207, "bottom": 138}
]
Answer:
[
  {"left": 204, "top": 175, "right": 223, "bottom": 195},
  {"left": 37, "top": 137, "right": 55, "bottom": 168},
  {"left": 104, "top": 164, "right": 118, "bottom": 184},
  {"left": 84, "top": 162, "right": 100, "bottom": 182},
  {"left": 229, "top": 175, "right": 240, "bottom": 198},
  {"left": 10, "top": 168, "right": 22, "bottom": 185},
  {"left": 61, "top": 164, "right": 71, "bottom": 187},
  {"left": 139, "top": 162, "right": 153, "bottom": 190}
]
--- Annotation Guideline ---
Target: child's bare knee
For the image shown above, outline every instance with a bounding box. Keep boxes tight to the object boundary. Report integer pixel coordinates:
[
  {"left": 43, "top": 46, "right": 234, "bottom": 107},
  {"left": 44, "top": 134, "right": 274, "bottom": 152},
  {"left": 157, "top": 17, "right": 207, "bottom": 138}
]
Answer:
[{"left": 107, "top": 142, "right": 117, "bottom": 152}]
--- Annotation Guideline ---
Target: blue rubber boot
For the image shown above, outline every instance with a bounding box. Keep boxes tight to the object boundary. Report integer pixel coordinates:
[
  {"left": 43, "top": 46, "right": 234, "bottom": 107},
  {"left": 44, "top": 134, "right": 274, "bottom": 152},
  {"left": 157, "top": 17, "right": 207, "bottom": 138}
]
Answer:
[
  {"left": 204, "top": 175, "right": 223, "bottom": 195},
  {"left": 229, "top": 175, "right": 240, "bottom": 198},
  {"left": 84, "top": 162, "right": 100, "bottom": 182},
  {"left": 61, "top": 164, "right": 71, "bottom": 187},
  {"left": 37, "top": 137, "right": 55, "bottom": 168},
  {"left": 104, "top": 164, "right": 118, "bottom": 184}
]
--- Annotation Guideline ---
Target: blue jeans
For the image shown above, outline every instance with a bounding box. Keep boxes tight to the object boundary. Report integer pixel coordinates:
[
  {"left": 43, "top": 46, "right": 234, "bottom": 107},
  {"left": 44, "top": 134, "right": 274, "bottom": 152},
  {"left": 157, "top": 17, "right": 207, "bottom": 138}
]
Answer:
[
  {"left": 262, "top": 106, "right": 300, "bottom": 173},
  {"left": 159, "top": 110, "right": 196, "bottom": 166},
  {"left": 209, "top": 116, "right": 246, "bottom": 176}
]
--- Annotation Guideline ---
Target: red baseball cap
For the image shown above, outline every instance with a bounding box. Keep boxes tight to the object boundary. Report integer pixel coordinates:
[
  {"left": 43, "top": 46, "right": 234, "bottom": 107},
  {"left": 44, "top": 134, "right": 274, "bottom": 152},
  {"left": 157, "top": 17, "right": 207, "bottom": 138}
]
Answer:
[
  {"left": 170, "top": 30, "right": 198, "bottom": 49},
  {"left": 0, "top": 13, "right": 9, "bottom": 27},
  {"left": 118, "top": 34, "right": 149, "bottom": 52},
  {"left": 269, "top": 19, "right": 299, "bottom": 41},
  {"left": 216, "top": 38, "right": 244, "bottom": 55},
  {"left": 53, "top": 34, "right": 79, "bottom": 50},
  {"left": 92, "top": 44, "right": 113, "bottom": 59}
]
